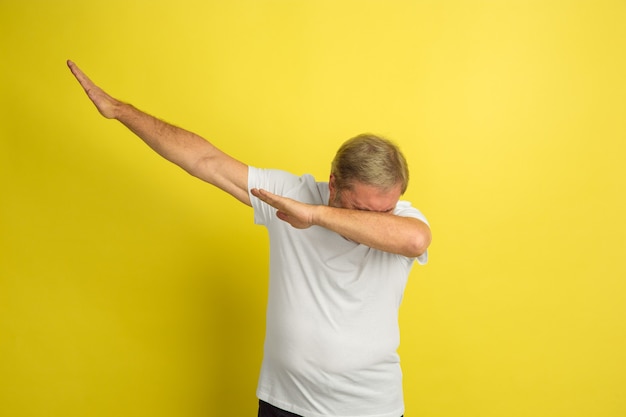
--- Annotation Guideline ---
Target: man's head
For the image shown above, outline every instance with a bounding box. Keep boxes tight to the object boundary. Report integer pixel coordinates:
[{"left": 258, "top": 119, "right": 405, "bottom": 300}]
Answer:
[{"left": 329, "top": 133, "right": 409, "bottom": 211}]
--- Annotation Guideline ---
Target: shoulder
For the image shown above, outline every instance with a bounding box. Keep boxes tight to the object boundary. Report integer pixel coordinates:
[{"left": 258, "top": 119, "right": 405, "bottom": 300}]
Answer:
[{"left": 249, "top": 167, "right": 328, "bottom": 204}]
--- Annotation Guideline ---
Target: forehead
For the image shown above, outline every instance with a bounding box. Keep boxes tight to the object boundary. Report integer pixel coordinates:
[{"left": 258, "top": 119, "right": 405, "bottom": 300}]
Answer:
[{"left": 342, "top": 182, "right": 402, "bottom": 212}]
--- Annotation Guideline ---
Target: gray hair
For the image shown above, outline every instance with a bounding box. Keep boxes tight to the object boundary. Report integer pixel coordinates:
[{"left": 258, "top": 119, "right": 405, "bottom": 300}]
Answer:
[{"left": 331, "top": 133, "right": 409, "bottom": 194}]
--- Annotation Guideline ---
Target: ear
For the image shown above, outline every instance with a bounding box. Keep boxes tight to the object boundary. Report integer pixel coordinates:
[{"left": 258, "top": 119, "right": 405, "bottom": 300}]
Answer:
[{"left": 328, "top": 174, "right": 337, "bottom": 202}]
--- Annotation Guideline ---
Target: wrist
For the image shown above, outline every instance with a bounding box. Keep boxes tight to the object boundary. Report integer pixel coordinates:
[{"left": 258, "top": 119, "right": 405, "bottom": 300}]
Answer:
[
  {"left": 311, "top": 204, "right": 328, "bottom": 228},
  {"left": 111, "top": 100, "right": 130, "bottom": 121}
]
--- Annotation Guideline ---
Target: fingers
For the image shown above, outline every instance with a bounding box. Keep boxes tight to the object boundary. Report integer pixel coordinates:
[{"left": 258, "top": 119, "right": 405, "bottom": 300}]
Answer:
[
  {"left": 250, "top": 188, "right": 311, "bottom": 229},
  {"left": 251, "top": 188, "right": 277, "bottom": 204},
  {"left": 251, "top": 188, "right": 286, "bottom": 211},
  {"left": 67, "top": 59, "right": 118, "bottom": 119},
  {"left": 67, "top": 60, "right": 96, "bottom": 94},
  {"left": 251, "top": 189, "right": 276, "bottom": 210},
  {"left": 67, "top": 60, "right": 84, "bottom": 85}
]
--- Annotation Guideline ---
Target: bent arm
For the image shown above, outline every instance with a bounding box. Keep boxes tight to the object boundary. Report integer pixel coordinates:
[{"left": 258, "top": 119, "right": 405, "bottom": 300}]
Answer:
[
  {"left": 251, "top": 188, "right": 431, "bottom": 257},
  {"left": 67, "top": 60, "right": 250, "bottom": 206},
  {"left": 314, "top": 206, "right": 431, "bottom": 258}
]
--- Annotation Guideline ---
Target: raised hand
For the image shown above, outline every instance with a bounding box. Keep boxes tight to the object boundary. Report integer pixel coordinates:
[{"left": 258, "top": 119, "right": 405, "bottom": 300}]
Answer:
[
  {"left": 67, "top": 60, "right": 120, "bottom": 119},
  {"left": 250, "top": 188, "right": 318, "bottom": 229}
]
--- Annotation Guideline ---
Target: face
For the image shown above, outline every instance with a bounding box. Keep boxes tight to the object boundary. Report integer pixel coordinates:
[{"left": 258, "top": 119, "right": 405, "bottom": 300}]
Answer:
[{"left": 329, "top": 175, "right": 402, "bottom": 214}]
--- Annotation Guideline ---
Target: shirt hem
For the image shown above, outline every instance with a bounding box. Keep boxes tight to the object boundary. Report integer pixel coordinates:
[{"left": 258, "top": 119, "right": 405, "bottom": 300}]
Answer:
[{"left": 257, "top": 390, "right": 404, "bottom": 417}]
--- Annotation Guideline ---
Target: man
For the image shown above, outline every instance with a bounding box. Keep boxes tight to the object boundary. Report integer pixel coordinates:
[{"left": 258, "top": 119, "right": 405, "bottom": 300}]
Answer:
[{"left": 67, "top": 60, "right": 432, "bottom": 417}]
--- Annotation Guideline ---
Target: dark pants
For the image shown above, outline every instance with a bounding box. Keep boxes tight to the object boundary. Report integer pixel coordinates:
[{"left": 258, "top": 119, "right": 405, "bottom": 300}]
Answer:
[
  {"left": 258, "top": 400, "right": 403, "bottom": 417},
  {"left": 258, "top": 400, "right": 302, "bottom": 417}
]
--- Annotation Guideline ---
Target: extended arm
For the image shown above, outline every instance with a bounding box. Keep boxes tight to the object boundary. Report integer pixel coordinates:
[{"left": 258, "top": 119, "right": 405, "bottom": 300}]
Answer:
[
  {"left": 67, "top": 60, "right": 250, "bottom": 206},
  {"left": 250, "top": 189, "right": 431, "bottom": 257}
]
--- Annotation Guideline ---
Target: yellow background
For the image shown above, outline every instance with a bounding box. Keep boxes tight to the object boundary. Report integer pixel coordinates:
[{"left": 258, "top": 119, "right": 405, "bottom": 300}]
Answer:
[{"left": 2, "top": 1, "right": 625, "bottom": 416}]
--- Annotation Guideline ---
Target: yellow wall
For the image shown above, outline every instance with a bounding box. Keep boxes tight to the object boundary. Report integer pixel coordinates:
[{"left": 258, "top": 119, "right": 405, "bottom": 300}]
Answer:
[{"left": 2, "top": 1, "right": 625, "bottom": 416}]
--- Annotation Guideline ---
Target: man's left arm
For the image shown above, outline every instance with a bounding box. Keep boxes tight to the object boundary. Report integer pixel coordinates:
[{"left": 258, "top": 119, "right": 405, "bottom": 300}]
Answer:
[{"left": 250, "top": 188, "right": 431, "bottom": 258}]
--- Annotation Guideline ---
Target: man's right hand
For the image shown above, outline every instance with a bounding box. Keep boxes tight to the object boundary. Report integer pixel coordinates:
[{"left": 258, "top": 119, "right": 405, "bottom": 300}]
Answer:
[{"left": 67, "top": 60, "right": 119, "bottom": 119}]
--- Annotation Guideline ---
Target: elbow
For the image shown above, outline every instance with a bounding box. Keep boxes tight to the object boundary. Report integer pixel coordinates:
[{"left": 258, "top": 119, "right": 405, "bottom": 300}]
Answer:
[
  {"left": 404, "top": 226, "right": 432, "bottom": 258},
  {"left": 186, "top": 154, "right": 217, "bottom": 182}
]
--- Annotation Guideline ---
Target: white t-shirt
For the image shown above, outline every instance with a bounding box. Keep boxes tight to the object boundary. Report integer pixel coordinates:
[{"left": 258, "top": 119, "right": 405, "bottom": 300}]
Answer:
[{"left": 249, "top": 167, "right": 428, "bottom": 417}]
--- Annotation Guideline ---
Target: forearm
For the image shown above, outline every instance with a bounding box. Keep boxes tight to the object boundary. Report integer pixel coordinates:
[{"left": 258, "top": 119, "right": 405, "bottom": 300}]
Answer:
[
  {"left": 113, "top": 102, "right": 216, "bottom": 176},
  {"left": 313, "top": 206, "right": 431, "bottom": 257},
  {"left": 114, "top": 102, "right": 250, "bottom": 204}
]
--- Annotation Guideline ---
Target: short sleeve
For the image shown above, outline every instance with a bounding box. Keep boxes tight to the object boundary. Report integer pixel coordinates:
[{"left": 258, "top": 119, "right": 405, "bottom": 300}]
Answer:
[
  {"left": 394, "top": 200, "right": 430, "bottom": 265},
  {"left": 248, "top": 167, "right": 307, "bottom": 226}
]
